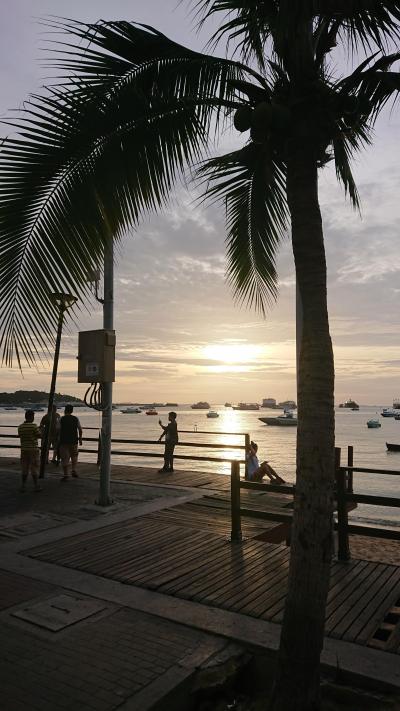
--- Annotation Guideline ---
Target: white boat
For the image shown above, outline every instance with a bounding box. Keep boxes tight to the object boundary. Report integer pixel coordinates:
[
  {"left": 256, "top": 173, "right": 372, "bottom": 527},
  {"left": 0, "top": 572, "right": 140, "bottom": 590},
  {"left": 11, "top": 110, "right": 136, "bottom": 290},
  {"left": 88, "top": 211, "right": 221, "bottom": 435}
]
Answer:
[
  {"left": 367, "top": 419, "right": 381, "bottom": 428},
  {"left": 120, "top": 406, "right": 142, "bottom": 414},
  {"left": 206, "top": 410, "right": 219, "bottom": 418},
  {"left": 381, "top": 408, "right": 396, "bottom": 417},
  {"left": 259, "top": 411, "right": 297, "bottom": 426}
]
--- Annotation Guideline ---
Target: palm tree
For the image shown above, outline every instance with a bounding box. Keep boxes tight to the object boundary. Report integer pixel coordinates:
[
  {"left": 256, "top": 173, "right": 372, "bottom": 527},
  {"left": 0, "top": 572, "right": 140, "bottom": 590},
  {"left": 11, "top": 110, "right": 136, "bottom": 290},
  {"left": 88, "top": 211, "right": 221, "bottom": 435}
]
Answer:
[{"left": 0, "top": 4, "right": 399, "bottom": 708}]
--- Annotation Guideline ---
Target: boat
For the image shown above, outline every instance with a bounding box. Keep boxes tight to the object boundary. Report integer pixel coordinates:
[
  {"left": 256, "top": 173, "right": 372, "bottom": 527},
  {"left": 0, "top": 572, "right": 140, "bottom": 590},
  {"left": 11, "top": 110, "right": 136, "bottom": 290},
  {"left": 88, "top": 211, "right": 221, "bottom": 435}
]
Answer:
[
  {"left": 145, "top": 408, "right": 158, "bottom": 415},
  {"left": 395, "top": 414, "right": 400, "bottom": 421},
  {"left": 4, "top": 406, "right": 17, "bottom": 410},
  {"left": 339, "top": 398, "right": 359, "bottom": 409},
  {"left": 232, "top": 402, "right": 260, "bottom": 411},
  {"left": 30, "top": 405, "right": 45, "bottom": 412},
  {"left": 278, "top": 400, "right": 297, "bottom": 410},
  {"left": 206, "top": 410, "right": 219, "bottom": 418},
  {"left": 393, "top": 398, "right": 400, "bottom": 410},
  {"left": 259, "top": 411, "right": 297, "bottom": 426},
  {"left": 224, "top": 402, "right": 232, "bottom": 407},
  {"left": 386, "top": 443, "right": 400, "bottom": 452},
  {"left": 367, "top": 419, "right": 381, "bottom": 428},
  {"left": 191, "top": 401, "right": 210, "bottom": 409},
  {"left": 120, "top": 406, "right": 142, "bottom": 414},
  {"left": 381, "top": 408, "right": 396, "bottom": 417}
]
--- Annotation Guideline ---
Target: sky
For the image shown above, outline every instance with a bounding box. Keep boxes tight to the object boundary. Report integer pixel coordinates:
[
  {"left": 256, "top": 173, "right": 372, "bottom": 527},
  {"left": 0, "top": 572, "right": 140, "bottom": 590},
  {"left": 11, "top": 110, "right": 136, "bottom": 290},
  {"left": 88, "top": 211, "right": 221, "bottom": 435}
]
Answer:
[{"left": 0, "top": 1, "right": 399, "bottom": 405}]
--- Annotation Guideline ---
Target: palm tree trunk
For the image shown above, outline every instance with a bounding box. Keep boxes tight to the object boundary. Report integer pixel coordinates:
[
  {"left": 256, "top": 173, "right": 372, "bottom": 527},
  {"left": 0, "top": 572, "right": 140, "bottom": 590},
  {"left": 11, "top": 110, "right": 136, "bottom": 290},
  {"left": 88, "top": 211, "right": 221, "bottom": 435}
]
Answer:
[{"left": 270, "top": 147, "right": 335, "bottom": 711}]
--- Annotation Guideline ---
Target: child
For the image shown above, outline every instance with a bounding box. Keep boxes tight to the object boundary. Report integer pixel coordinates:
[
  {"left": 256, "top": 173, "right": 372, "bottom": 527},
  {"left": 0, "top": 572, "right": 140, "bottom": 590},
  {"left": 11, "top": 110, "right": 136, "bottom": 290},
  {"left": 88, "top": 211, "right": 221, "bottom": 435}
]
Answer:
[
  {"left": 246, "top": 441, "right": 285, "bottom": 484},
  {"left": 18, "top": 410, "right": 43, "bottom": 492},
  {"left": 158, "top": 412, "right": 178, "bottom": 473}
]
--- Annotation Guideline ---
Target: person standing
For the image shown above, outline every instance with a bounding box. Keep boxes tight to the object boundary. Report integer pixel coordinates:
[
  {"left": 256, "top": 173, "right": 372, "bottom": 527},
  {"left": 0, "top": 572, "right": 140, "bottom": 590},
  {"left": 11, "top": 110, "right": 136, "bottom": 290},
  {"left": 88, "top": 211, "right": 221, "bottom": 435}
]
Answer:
[
  {"left": 18, "top": 410, "right": 43, "bottom": 492},
  {"left": 59, "top": 405, "right": 83, "bottom": 481},
  {"left": 158, "top": 411, "right": 178, "bottom": 473},
  {"left": 40, "top": 405, "right": 61, "bottom": 464}
]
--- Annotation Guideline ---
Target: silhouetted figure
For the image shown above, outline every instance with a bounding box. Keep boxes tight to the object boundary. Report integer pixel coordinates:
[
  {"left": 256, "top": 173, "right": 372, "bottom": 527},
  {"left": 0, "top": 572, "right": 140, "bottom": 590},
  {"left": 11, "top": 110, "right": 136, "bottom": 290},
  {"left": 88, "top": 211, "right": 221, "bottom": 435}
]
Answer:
[
  {"left": 158, "top": 412, "right": 178, "bottom": 473},
  {"left": 40, "top": 405, "right": 61, "bottom": 463},
  {"left": 18, "top": 410, "right": 43, "bottom": 492},
  {"left": 246, "top": 441, "right": 285, "bottom": 483},
  {"left": 59, "top": 405, "right": 83, "bottom": 481}
]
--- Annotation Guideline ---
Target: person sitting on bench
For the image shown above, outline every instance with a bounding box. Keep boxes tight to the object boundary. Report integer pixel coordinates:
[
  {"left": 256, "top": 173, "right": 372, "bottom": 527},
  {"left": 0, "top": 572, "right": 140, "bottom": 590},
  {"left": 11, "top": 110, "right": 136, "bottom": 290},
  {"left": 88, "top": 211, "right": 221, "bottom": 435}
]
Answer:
[{"left": 246, "top": 441, "right": 285, "bottom": 484}]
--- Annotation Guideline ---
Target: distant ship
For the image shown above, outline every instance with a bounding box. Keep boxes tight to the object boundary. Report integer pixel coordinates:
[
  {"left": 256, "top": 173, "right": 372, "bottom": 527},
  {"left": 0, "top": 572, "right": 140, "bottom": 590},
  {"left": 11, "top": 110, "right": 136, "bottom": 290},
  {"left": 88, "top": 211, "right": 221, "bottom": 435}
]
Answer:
[
  {"left": 233, "top": 402, "right": 260, "bottom": 411},
  {"left": 339, "top": 398, "right": 359, "bottom": 410},
  {"left": 191, "top": 401, "right": 210, "bottom": 409},
  {"left": 262, "top": 398, "right": 277, "bottom": 409},
  {"left": 224, "top": 402, "right": 232, "bottom": 407},
  {"left": 393, "top": 398, "right": 400, "bottom": 410},
  {"left": 278, "top": 400, "right": 297, "bottom": 410}
]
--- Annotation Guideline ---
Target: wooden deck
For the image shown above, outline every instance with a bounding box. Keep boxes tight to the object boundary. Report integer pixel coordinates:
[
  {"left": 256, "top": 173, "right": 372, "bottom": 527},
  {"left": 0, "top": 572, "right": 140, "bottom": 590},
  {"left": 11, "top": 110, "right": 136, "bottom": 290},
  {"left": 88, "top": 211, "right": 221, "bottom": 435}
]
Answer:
[{"left": 25, "top": 508, "right": 400, "bottom": 655}]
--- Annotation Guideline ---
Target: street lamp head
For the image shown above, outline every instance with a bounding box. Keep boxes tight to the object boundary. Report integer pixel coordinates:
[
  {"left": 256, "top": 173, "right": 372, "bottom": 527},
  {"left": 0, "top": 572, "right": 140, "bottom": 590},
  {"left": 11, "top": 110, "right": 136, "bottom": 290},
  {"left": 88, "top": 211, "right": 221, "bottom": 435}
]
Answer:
[{"left": 50, "top": 292, "right": 78, "bottom": 310}]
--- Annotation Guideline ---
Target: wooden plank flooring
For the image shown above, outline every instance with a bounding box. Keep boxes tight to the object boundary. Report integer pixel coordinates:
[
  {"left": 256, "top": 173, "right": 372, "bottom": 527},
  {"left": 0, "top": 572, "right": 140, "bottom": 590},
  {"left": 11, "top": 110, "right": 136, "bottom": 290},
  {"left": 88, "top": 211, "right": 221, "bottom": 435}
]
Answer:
[{"left": 25, "top": 512, "right": 400, "bottom": 654}]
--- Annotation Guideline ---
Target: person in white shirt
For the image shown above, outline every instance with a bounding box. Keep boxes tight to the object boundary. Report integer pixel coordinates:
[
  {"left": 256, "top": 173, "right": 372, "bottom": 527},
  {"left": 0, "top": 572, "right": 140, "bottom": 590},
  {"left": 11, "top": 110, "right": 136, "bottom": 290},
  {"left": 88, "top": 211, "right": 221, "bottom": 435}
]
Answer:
[{"left": 246, "top": 441, "right": 285, "bottom": 483}]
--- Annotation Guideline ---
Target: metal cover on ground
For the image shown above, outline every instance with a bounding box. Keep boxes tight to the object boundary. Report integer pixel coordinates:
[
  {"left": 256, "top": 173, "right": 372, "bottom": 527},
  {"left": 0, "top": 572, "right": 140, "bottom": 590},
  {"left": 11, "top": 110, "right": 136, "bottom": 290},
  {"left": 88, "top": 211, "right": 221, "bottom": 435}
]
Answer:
[{"left": 11, "top": 594, "right": 106, "bottom": 631}]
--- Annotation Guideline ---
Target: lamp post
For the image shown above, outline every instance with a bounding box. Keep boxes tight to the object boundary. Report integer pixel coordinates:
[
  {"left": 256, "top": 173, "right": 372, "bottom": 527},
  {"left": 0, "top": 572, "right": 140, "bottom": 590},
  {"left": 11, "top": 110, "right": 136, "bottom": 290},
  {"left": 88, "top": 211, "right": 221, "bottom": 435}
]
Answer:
[
  {"left": 39, "top": 292, "right": 78, "bottom": 479},
  {"left": 98, "top": 238, "right": 113, "bottom": 506}
]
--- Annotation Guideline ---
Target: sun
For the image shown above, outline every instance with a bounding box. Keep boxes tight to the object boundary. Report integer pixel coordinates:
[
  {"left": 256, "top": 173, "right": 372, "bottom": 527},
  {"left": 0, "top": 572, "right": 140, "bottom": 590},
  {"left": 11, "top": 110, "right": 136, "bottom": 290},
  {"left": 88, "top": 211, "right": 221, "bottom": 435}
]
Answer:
[{"left": 203, "top": 343, "right": 263, "bottom": 364}]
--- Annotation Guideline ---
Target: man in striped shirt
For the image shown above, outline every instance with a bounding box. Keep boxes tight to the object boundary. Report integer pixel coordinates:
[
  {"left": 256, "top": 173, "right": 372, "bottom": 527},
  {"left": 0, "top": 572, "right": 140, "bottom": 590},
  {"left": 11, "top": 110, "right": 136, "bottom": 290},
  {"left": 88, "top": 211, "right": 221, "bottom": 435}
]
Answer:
[{"left": 18, "top": 410, "right": 43, "bottom": 493}]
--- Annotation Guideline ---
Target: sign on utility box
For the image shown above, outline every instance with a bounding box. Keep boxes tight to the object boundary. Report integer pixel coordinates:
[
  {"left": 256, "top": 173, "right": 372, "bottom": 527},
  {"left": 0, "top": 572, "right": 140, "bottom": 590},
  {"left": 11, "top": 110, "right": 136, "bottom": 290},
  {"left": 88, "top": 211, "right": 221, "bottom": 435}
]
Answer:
[{"left": 77, "top": 329, "right": 116, "bottom": 383}]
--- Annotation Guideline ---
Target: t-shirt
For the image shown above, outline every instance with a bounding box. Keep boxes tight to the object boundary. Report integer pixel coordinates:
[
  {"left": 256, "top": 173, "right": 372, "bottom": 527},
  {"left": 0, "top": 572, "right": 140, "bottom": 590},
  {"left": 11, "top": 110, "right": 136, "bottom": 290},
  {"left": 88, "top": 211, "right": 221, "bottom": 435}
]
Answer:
[
  {"left": 247, "top": 453, "right": 260, "bottom": 480},
  {"left": 165, "top": 421, "right": 178, "bottom": 445},
  {"left": 40, "top": 412, "right": 60, "bottom": 435},
  {"left": 59, "top": 415, "right": 81, "bottom": 445},
  {"left": 18, "top": 422, "right": 41, "bottom": 451}
]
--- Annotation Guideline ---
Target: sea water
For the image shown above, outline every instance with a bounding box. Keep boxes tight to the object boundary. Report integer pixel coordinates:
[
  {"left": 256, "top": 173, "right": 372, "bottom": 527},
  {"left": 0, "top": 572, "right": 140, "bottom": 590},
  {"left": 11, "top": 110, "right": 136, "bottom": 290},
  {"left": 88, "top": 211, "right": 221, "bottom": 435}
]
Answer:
[{"left": 1, "top": 405, "right": 399, "bottom": 528}]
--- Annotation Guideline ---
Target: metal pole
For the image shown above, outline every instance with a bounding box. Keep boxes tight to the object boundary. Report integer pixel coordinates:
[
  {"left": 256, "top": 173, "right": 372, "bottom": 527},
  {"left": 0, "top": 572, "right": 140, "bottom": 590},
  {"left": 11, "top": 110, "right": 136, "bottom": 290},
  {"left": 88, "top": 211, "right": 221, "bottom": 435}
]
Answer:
[
  {"left": 98, "top": 237, "right": 113, "bottom": 506},
  {"left": 39, "top": 305, "right": 64, "bottom": 479}
]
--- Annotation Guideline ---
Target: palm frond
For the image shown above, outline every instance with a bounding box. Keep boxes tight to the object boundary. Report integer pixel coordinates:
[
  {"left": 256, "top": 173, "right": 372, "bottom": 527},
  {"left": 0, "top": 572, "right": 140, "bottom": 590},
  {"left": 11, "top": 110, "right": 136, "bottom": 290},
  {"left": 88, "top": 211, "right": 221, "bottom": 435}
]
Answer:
[
  {"left": 330, "top": 112, "right": 372, "bottom": 209},
  {"left": 0, "top": 22, "right": 244, "bottom": 366},
  {"left": 197, "top": 143, "right": 288, "bottom": 314},
  {"left": 337, "top": 51, "right": 400, "bottom": 122},
  {"left": 192, "top": 0, "right": 279, "bottom": 69},
  {"left": 316, "top": 1, "right": 400, "bottom": 53}
]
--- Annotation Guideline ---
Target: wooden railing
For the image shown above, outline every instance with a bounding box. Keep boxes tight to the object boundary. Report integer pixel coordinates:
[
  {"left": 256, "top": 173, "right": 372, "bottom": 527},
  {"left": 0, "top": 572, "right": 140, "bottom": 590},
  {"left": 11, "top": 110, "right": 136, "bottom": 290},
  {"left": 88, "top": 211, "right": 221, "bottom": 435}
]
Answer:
[
  {"left": 0, "top": 427, "right": 248, "bottom": 468},
  {"left": 335, "top": 446, "right": 400, "bottom": 560},
  {"left": 230, "top": 445, "right": 400, "bottom": 559}
]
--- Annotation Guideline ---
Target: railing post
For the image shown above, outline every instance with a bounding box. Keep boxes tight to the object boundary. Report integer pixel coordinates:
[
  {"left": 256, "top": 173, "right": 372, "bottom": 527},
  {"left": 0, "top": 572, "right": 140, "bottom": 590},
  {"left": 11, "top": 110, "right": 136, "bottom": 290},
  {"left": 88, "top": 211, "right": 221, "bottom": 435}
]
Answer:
[
  {"left": 335, "top": 447, "right": 351, "bottom": 561},
  {"left": 347, "top": 445, "right": 353, "bottom": 493},
  {"left": 244, "top": 433, "right": 250, "bottom": 479},
  {"left": 230, "top": 460, "right": 242, "bottom": 542}
]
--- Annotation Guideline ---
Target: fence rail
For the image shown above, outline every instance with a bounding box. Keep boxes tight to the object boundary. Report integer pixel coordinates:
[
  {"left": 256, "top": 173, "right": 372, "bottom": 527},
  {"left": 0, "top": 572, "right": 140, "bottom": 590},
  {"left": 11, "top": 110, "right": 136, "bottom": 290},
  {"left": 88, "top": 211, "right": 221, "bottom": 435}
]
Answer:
[
  {"left": 230, "top": 445, "right": 400, "bottom": 556},
  {"left": 0, "top": 428, "right": 247, "bottom": 469}
]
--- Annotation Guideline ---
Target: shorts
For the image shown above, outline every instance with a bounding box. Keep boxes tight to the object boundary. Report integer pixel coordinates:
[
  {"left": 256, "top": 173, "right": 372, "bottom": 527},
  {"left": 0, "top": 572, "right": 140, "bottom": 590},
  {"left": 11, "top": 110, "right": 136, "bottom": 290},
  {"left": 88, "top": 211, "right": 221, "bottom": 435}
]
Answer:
[
  {"left": 60, "top": 444, "right": 79, "bottom": 468},
  {"left": 21, "top": 450, "right": 39, "bottom": 476}
]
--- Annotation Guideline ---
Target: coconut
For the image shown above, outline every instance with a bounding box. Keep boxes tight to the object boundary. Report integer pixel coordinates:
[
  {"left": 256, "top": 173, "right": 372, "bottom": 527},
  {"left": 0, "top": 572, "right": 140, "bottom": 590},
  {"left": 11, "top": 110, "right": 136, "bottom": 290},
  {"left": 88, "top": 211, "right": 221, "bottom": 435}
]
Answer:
[
  {"left": 251, "top": 102, "right": 273, "bottom": 132},
  {"left": 233, "top": 106, "right": 253, "bottom": 132}
]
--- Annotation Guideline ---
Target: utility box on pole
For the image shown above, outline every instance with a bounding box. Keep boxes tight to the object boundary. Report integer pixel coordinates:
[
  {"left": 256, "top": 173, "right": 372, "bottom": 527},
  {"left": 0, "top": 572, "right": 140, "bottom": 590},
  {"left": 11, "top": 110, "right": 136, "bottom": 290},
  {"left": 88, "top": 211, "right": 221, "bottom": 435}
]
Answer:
[{"left": 77, "top": 329, "right": 116, "bottom": 383}]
